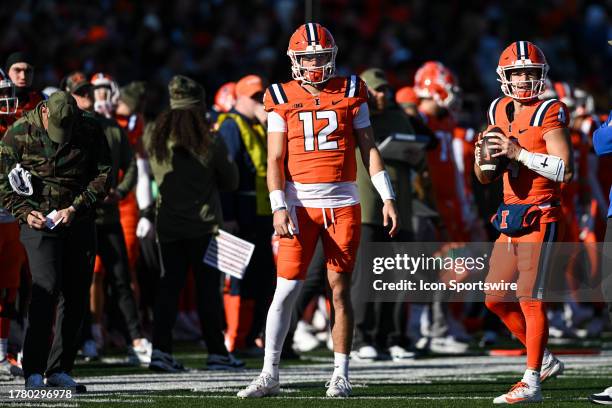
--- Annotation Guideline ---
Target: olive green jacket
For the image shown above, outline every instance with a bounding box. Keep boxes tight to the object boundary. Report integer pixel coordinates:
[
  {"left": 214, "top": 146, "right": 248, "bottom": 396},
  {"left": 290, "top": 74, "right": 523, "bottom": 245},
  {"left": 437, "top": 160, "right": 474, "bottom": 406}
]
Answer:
[{"left": 143, "top": 123, "right": 239, "bottom": 242}]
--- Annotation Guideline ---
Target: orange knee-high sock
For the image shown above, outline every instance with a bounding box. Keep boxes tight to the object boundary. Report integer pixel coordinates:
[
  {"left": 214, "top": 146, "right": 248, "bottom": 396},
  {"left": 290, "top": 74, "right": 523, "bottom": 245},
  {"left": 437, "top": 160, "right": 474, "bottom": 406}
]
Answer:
[
  {"left": 519, "top": 300, "right": 548, "bottom": 370},
  {"left": 485, "top": 297, "right": 527, "bottom": 346}
]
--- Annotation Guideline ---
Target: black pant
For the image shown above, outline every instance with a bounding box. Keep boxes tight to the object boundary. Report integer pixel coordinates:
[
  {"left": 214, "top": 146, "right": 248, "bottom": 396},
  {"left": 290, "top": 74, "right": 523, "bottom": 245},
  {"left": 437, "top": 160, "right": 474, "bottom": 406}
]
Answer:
[
  {"left": 603, "top": 218, "right": 612, "bottom": 323},
  {"left": 352, "top": 224, "right": 412, "bottom": 350},
  {"left": 20, "top": 218, "right": 96, "bottom": 378},
  {"left": 94, "top": 222, "right": 142, "bottom": 341},
  {"left": 153, "top": 235, "right": 227, "bottom": 355}
]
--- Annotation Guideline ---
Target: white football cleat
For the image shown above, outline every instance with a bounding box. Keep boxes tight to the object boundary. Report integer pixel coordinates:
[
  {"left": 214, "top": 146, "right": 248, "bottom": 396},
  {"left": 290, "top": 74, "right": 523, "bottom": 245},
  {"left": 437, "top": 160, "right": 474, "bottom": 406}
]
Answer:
[
  {"left": 350, "top": 345, "right": 378, "bottom": 361},
  {"left": 237, "top": 373, "right": 280, "bottom": 398},
  {"left": 540, "top": 353, "right": 564, "bottom": 382},
  {"left": 388, "top": 345, "right": 415, "bottom": 361},
  {"left": 589, "top": 386, "right": 612, "bottom": 405},
  {"left": 326, "top": 375, "right": 352, "bottom": 398},
  {"left": 493, "top": 381, "right": 542, "bottom": 404},
  {"left": 430, "top": 336, "right": 469, "bottom": 355}
]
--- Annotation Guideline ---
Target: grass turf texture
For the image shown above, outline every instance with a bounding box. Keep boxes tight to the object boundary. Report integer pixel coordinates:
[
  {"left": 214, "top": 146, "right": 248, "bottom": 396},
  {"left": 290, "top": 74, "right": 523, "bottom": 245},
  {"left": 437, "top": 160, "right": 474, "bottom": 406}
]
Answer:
[{"left": 0, "top": 342, "right": 610, "bottom": 407}]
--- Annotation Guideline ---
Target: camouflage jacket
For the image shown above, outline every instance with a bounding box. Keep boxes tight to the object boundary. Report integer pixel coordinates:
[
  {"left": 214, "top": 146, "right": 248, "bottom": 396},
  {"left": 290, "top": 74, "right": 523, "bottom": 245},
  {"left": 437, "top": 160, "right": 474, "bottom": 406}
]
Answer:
[{"left": 0, "top": 102, "right": 112, "bottom": 224}]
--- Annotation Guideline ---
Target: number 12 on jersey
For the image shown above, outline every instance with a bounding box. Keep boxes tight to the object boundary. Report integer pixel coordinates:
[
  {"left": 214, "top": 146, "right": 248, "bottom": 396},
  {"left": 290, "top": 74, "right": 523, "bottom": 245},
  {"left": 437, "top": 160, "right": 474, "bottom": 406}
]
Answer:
[{"left": 299, "top": 110, "right": 338, "bottom": 151}]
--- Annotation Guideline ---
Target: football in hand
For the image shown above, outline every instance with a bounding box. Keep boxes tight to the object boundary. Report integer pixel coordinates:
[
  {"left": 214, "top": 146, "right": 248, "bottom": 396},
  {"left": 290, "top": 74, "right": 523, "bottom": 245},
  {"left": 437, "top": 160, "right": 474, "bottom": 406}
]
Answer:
[{"left": 478, "top": 126, "right": 510, "bottom": 182}]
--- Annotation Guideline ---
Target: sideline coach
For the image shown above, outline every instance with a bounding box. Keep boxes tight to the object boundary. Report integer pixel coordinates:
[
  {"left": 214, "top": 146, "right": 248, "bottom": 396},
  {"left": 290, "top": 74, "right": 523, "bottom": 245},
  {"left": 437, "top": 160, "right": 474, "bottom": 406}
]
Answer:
[{"left": 0, "top": 91, "right": 111, "bottom": 390}]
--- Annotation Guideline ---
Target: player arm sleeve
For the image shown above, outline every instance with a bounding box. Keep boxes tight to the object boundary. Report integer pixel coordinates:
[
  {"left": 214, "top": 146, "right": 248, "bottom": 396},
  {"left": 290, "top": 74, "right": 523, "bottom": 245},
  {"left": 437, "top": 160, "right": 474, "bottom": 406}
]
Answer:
[
  {"left": 267, "top": 111, "right": 287, "bottom": 133},
  {"left": 352, "top": 102, "right": 371, "bottom": 129}
]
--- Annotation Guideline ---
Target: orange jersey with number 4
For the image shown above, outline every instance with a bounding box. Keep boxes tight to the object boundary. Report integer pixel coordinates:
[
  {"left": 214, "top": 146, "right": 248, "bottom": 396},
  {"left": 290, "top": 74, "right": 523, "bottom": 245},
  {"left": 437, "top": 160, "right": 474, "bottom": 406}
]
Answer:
[
  {"left": 263, "top": 75, "right": 368, "bottom": 184},
  {"left": 487, "top": 96, "right": 569, "bottom": 222}
]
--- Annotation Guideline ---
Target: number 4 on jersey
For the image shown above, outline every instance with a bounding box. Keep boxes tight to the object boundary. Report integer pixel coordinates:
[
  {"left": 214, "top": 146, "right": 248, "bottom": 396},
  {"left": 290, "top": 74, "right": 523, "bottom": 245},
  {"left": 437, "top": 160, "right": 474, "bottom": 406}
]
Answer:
[{"left": 299, "top": 110, "right": 338, "bottom": 151}]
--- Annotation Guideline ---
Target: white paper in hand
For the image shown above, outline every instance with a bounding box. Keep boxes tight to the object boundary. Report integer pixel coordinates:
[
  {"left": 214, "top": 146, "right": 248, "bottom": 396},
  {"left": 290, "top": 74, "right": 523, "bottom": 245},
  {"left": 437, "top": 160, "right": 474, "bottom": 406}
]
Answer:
[
  {"left": 45, "top": 210, "right": 60, "bottom": 230},
  {"left": 203, "top": 230, "right": 255, "bottom": 279}
]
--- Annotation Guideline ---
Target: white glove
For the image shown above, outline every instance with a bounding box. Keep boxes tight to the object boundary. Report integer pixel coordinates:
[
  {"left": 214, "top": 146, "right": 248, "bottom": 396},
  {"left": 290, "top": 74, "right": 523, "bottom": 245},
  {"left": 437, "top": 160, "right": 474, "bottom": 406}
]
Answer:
[{"left": 136, "top": 217, "right": 154, "bottom": 239}]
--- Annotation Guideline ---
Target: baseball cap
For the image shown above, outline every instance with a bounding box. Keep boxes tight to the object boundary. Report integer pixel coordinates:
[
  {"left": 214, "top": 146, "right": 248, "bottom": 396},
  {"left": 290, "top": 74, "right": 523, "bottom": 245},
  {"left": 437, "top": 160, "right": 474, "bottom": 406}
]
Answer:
[
  {"left": 168, "top": 75, "right": 205, "bottom": 110},
  {"left": 360, "top": 68, "right": 389, "bottom": 91},
  {"left": 235, "top": 75, "right": 265, "bottom": 98},
  {"left": 63, "top": 71, "right": 91, "bottom": 94},
  {"left": 395, "top": 86, "right": 418, "bottom": 106},
  {"left": 46, "top": 92, "right": 78, "bottom": 144}
]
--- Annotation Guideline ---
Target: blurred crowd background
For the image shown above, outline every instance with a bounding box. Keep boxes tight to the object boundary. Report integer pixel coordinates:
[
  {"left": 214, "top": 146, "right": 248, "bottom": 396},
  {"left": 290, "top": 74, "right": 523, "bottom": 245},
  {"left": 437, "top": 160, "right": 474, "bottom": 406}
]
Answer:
[{"left": 2, "top": 0, "right": 611, "bottom": 125}]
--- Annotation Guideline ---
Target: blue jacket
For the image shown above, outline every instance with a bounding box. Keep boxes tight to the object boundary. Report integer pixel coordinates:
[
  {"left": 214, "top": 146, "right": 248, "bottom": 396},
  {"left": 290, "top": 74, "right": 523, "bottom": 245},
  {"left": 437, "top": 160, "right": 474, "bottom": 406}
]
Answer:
[{"left": 593, "top": 111, "right": 612, "bottom": 217}]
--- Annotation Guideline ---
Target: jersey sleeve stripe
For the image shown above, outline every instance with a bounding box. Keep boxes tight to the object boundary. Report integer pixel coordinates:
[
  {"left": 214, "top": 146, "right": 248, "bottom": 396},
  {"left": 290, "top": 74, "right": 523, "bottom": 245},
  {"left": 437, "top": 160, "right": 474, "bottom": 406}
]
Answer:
[
  {"left": 268, "top": 85, "right": 280, "bottom": 105},
  {"left": 270, "top": 84, "right": 287, "bottom": 105},
  {"left": 488, "top": 97, "right": 502, "bottom": 125},
  {"left": 276, "top": 84, "right": 288, "bottom": 103},
  {"left": 530, "top": 98, "right": 556, "bottom": 127}
]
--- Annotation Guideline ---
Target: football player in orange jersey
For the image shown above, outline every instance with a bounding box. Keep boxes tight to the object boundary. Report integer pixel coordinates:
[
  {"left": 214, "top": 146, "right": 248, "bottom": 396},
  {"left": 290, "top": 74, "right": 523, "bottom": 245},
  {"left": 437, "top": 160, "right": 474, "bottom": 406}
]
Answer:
[
  {"left": 474, "top": 41, "right": 573, "bottom": 404},
  {"left": 237, "top": 23, "right": 398, "bottom": 399},
  {"left": 414, "top": 61, "right": 472, "bottom": 243}
]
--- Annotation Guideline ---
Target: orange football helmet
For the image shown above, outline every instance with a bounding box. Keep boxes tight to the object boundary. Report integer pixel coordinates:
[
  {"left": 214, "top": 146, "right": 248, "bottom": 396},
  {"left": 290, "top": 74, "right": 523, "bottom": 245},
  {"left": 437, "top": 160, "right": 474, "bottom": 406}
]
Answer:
[
  {"left": 287, "top": 23, "right": 337, "bottom": 85},
  {"left": 497, "top": 41, "right": 548, "bottom": 101},
  {"left": 213, "top": 82, "right": 236, "bottom": 113},
  {"left": 0, "top": 68, "right": 17, "bottom": 115},
  {"left": 414, "top": 61, "right": 460, "bottom": 109}
]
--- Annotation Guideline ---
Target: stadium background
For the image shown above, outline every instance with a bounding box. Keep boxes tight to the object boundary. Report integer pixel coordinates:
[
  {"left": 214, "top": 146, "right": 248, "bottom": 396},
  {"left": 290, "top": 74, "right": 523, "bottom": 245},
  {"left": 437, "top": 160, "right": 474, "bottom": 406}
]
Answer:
[{"left": 1, "top": 0, "right": 611, "bottom": 124}]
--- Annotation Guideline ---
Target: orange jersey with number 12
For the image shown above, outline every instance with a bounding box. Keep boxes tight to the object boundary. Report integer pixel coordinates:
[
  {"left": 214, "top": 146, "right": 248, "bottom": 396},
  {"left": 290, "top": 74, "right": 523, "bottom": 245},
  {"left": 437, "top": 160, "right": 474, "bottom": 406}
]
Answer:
[{"left": 263, "top": 75, "right": 368, "bottom": 184}]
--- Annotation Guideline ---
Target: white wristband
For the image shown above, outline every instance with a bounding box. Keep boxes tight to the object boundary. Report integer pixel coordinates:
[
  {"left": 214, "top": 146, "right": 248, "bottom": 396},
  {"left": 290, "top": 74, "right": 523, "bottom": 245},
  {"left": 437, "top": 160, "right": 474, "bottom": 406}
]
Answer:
[
  {"left": 517, "top": 148, "right": 566, "bottom": 183},
  {"left": 371, "top": 170, "right": 396, "bottom": 201},
  {"left": 269, "top": 190, "right": 287, "bottom": 212}
]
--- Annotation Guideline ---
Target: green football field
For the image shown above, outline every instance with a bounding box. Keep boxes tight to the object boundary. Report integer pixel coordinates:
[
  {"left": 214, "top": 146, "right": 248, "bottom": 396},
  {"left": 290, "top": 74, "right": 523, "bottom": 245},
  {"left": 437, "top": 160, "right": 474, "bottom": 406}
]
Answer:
[{"left": 0, "top": 343, "right": 610, "bottom": 407}]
